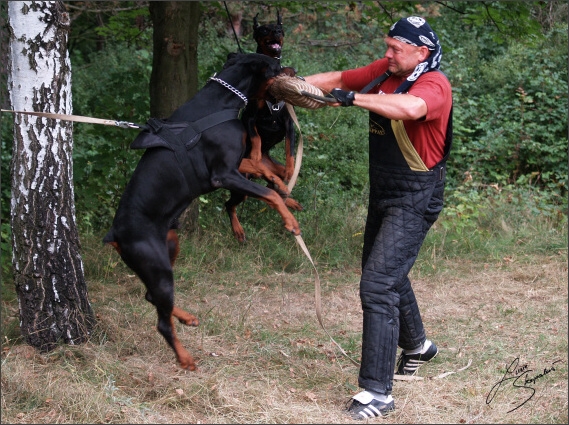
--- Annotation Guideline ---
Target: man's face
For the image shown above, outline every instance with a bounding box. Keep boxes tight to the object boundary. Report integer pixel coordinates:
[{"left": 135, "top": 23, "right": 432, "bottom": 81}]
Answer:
[{"left": 383, "top": 37, "right": 428, "bottom": 77}]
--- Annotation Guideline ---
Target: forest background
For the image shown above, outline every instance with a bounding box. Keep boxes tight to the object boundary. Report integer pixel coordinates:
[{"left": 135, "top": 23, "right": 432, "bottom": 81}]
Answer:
[
  {"left": 1, "top": 1, "right": 567, "bottom": 241},
  {"left": 0, "top": 1, "right": 568, "bottom": 424}
]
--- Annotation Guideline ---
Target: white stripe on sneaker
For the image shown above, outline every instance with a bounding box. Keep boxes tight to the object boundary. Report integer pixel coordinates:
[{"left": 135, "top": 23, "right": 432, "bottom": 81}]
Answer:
[
  {"left": 368, "top": 405, "right": 381, "bottom": 416},
  {"left": 357, "top": 405, "right": 382, "bottom": 419},
  {"left": 404, "top": 359, "right": 427, "bottom": 373}
]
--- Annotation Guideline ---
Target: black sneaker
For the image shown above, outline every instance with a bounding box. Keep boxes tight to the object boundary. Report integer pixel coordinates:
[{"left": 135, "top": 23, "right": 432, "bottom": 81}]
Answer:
[
  {"left": 396, "top": 341, "right": 438, "bottom": 376},
  {"left": 346, "top": 391, "right": 395, "bottom": 420}
]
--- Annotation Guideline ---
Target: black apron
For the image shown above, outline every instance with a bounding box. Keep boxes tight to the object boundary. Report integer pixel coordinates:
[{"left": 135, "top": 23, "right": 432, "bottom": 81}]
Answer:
[{"left": 357, "top": 74, "right": 452, "bottom": 395}]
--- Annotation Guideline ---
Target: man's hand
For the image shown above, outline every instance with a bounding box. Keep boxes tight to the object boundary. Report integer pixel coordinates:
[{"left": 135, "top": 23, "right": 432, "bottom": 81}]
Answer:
[{"left": 330, "top": 88, "right": 356, "bottom": 106}]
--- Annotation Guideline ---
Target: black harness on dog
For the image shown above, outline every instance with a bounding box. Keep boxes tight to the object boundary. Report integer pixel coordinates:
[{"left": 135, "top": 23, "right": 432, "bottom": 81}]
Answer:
[
  {"left": 131, "top": 109, "right": 241, "bottom": 152},
  {"left": 131, "top": 109, "right": 242, "bottom": 196}
]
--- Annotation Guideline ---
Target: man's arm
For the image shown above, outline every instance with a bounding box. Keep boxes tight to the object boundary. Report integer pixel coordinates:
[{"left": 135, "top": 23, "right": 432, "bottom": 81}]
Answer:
[
  {"left": 305, "top": 71, "right": 428, "bottom": 121},
  {"left": 353, "top": 93, "right": 427, "bottom": 121}
]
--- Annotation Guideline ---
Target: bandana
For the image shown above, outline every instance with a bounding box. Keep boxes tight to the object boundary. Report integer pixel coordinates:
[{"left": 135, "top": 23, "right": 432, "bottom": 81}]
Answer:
[{"left": 387, "top": 16, "right": 442, "bottom": 93}]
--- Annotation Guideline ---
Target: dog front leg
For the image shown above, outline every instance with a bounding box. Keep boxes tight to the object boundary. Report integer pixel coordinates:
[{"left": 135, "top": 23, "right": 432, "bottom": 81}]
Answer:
[
  {"left": 260, "top": 189, "right": 301, "bottom": 236},
  {"left": 220, "top": 173, "right": 301, "bottom": 236},
  {"left": 239, "top": 158, "right": 289, "bottom": 196},
  {"left": 246, "top": 118, "right": 263, "bottom": 163}
]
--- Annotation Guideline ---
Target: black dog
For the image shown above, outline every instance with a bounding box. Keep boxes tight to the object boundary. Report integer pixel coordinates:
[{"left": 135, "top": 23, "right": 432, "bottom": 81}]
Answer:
[
  {"left": 103, "top": 53, "right": 300, "bottom": 371},
  {"left": 225, "top": 12, "right": 302, "bottom": 243}
]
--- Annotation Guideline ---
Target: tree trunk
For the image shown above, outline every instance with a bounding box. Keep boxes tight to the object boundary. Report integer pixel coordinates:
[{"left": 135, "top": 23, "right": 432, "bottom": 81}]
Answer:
[
  {"left": 8, "top": 0, "right": 94, "bottom": 352},
  {"left": 149, "top": 1, "right": 201, "bottom": 234}
]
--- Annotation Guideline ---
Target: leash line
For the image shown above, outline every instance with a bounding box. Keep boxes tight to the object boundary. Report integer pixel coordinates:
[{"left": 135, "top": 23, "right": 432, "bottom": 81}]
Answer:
[
  {"left": 1, "top": 109, "right": 143, "bottom": 129},
  {"left": 284, "top": 103, "right": 302, "bottom": 192},
  {"left": 392, "top": 359, "right": 472, "bottom": 381},
  {"left": 223, "top": 1, "right": 244, "bottom": 54},
  {"left": 294, "top": 234, "right": 361, "bottom": 368},
  {"left": 287, "top": 105, "right": 358, "bottom": 365},
  {"left": 295, "top": 230, "right": 473, "bottom": 379}
]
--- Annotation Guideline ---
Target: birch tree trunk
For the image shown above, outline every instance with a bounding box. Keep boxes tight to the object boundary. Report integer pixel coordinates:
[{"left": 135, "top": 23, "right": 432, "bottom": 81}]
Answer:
[{"left": 8, "top": 1, "right": 94, "bottom": 351}]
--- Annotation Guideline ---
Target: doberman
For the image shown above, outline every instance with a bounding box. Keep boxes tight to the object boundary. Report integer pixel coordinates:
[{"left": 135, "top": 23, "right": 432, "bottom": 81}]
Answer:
[
  {"left": 103, "top": 53, "right": 300, "bottom": 371},
  {"left": 225, "top": 12, "right": 303, "bottom": 243}
]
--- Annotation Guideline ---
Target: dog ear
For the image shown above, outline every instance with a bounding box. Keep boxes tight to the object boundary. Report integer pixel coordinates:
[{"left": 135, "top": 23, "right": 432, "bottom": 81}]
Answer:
[
  {"left": 224, "top": 52, "right": 240, "bottom": 68},
  {"left": 253, "top": 13, "right": 259, "bottom": 30},
  {"left": 277, "top": 10, "right": 282, "bottom": 26},
  {"left": 264, "top": 59, "right": 282, "bottom": 79}
]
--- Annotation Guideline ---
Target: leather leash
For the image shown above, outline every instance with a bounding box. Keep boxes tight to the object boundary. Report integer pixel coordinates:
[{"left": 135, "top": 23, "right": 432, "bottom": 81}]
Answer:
[
  {"left": 284, "top": 103, "right": 302, "bottom": 192},
  {"left": 392, "top": 359, "right": 472, "bottom": 381},
  {"left": 0, "top": 109, "right": 143, "bottom": 129},
  {"left": 294, "top": 233, "right": 361, "bottom": 367},
  {"left": 285, "top": 103, "right": 360, "bottom": 367}
]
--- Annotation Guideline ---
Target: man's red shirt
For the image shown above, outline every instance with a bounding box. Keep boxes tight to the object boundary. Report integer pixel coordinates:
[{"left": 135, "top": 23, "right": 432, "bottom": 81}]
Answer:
[{"left": 342, "top": 58, "right": 452, "bottom": 169}]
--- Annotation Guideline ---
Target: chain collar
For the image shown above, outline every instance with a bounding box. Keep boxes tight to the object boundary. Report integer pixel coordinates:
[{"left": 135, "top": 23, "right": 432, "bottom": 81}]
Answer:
[{"left": 209, "top": 77, "right": 248, "bottom": 106}]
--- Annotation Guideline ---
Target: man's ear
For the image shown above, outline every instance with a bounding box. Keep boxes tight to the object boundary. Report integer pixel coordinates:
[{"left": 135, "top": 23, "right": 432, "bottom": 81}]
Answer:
[{"left": 419, "top": 46, "right": 431, "bottom": 61}]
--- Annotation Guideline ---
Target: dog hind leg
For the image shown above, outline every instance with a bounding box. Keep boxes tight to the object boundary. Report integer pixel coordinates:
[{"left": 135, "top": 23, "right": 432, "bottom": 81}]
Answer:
[
  {"left": 283, "top": 118, "right": 296, "bottom": 182},
  {"left": 163, "top": 230, "right": 200, "bottom": 326},
  {"left": 166, "top": 229, "right": 180, "bottom": 266},
  {"left": 116, "top": 238, "right": 198, "bottom": 370},
  {"left": 225, "top": 191, "right": 248, "bottom": 242}
]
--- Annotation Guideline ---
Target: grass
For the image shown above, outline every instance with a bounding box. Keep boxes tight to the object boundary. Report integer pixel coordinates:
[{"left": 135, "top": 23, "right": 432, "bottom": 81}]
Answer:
[{"left": 1, "top": 195, "right": 568, "bottom": 424}]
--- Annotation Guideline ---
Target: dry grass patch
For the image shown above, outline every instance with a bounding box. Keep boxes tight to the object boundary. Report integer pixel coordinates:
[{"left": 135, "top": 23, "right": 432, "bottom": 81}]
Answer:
[{"left": 2, "top": 242, "right": 567, "bottom": 423}]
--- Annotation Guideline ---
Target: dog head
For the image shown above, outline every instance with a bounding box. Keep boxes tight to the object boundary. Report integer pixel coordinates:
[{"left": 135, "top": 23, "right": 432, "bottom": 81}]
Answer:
[
  {"left": 223, "top": 52, "right": 283, "bottom": 80},
  {"left": 253, "top": 12, "right": 284, "bottom": 59}
]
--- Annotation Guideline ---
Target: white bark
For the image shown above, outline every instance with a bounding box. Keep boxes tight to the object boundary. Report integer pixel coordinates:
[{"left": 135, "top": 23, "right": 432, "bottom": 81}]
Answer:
[{"left": 8, "top": 1, "right": 93, "bottom": 350}]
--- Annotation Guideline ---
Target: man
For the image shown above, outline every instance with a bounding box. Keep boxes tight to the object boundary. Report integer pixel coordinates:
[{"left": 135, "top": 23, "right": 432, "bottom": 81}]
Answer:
[{"left": 304, "top": 16, "right": 452, "bottom": 419}]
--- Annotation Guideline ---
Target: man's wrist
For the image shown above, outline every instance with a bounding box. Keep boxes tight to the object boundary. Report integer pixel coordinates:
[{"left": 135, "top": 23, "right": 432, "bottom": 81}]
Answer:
[{"left": 330, "top": 88, "right": 356, "bottom": 107}]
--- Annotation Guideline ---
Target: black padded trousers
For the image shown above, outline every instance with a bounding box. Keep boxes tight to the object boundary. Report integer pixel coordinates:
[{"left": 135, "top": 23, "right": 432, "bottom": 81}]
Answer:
[{"left": 357, "top": 164, "right": 445, "bottom": 395}]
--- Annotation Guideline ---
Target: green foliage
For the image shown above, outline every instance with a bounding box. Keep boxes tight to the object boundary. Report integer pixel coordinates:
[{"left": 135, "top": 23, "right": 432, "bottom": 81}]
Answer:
[
  {"left": 72, "top": 44, "right": 151, "bottom": 233},
  {"left": 450, "top": 1, "right": 542, "bottom": 44},
  {"left": 1, "top": 109, "right": 14, "bottom": 280},
  {"left": 93, "top": 6, "right": 151, "bottom": 47},
  {"left": 434, "top": 183, "right": 567, "bottom": 261},
  {"left": 447, "top": 25, "right": 568, "bottom": 202},
  {"left": 2, "top": 0, "right": 567, "bottom": 242}
]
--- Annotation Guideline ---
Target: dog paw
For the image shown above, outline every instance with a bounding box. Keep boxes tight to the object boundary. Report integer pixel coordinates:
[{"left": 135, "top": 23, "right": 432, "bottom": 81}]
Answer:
[
  {"left": 173, "top": 307, "right": 200, "bottom": 327},
  {"left": 230, "top": 222, "right": 247, "bottom": 243},
  {"left": 285, "top": 197, "right": 303, "bottom": 211},
  {"left": 286, "top": 222, "right": 301, "bottom": 236},
  {"left": 181, "top": 316, "right": 199, "bottom": 327},
  {"left": 234, "top": 233, "right": 247, "bottom": 243},
  {"left": 179, "top": 359, "right": 197, "bottom": 371},
  {"left": 290, "top": 227, "right": 301, "bottom": 236},
  {"left": 175, "top": 348, "right": 197, "bottom": 371}
]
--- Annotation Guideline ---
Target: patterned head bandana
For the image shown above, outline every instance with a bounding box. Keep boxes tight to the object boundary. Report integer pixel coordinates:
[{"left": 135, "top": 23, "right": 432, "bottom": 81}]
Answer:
[{"left": 387, "top": 16, "right": 442, "bottom": 93}]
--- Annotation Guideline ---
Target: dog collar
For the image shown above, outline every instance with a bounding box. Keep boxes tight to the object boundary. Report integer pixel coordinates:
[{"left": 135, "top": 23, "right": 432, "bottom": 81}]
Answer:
[{"left": 208, "top": 77, "right": 248, "bottom": 106}]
